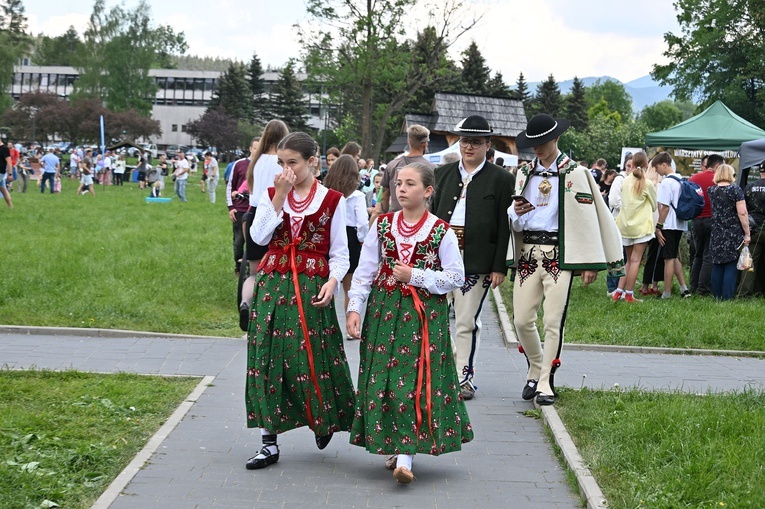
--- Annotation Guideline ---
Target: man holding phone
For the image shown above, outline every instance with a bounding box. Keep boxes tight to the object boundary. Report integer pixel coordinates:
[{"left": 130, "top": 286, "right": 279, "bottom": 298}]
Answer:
[
  {"left": 507, "top": 114, "right": 624, "bottom": 406},
  {"left": 432, "top": 115, "right": 515, "bottom": 400}
]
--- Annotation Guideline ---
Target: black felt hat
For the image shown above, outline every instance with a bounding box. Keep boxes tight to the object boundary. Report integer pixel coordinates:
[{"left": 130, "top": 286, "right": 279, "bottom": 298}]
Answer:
[
  {"left": 450, "top": 115, "right": 494, "bottom": 137},
  {"left": 515, "top": 114, "right": 570, "bottom": 149}
]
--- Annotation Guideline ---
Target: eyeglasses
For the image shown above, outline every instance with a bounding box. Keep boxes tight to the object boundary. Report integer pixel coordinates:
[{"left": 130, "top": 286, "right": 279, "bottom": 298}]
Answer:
[{"left": 459, "top": 138, "right": 486, "bottom": 148}]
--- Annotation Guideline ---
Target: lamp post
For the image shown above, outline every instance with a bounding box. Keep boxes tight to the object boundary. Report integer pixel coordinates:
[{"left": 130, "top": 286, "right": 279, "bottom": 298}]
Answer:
[{"left": 322, "top": 108, "right": 329, "bottom": 155}]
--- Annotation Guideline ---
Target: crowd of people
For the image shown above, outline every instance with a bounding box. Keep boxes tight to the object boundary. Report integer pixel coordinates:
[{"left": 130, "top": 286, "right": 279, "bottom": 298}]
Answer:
[
  {"left": 226, "top": 111, "right": 765, "bottom": 485},
  {"left": 587, "top": 150, "right": 762, "bottom": 301},
  {"left": 0, "top": 140, "right": 226, "bottom": 205},
  {"left": 3, "top": 111, "right": 764, "bottom": 485}
]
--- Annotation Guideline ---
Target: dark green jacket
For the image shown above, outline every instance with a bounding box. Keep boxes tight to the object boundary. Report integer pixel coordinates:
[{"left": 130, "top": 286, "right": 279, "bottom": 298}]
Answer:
[{"left": 432, "top": 161, "right": 515, "bottom": 275}]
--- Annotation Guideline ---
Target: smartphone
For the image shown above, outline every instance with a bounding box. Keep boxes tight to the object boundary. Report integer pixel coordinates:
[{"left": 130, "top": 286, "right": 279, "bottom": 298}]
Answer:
[{"left": 512, "top": 195, "right": 529, "bottom": 204}]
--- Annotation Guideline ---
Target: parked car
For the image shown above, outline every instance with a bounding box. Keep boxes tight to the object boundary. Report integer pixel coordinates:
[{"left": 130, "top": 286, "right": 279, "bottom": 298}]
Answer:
[
  {"left": 140, "top": 143, "right": 158, "bottom": 159},
  {"left": 187, "top": 147, "right": 204, "bottom": 159},
  {"left": 165, "top": 144, "right": 190, "bottom": 159}
]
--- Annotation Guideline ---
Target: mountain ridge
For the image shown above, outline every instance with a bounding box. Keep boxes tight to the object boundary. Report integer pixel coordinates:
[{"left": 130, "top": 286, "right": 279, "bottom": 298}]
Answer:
[{"left": 522, "top": 75, "right": 674, "bottom": 112}]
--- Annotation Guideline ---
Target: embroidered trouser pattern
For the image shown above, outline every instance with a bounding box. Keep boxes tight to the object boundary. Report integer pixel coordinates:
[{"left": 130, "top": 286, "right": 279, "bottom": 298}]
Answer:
[
  {"left": 512, "top": 243, "right": 573, "bottom": 396},
  {"left": 449, "top": 273, "right": 491, "bottom": 385}
]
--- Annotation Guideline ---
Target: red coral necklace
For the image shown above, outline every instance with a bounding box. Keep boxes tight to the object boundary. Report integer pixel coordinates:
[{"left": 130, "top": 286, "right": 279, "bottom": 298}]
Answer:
[
  {"left": 287, "top": 179, "right": 318, "bottom": 214},
  {"left": 397, "top": 210, "right": 429, "bottom": 237}
]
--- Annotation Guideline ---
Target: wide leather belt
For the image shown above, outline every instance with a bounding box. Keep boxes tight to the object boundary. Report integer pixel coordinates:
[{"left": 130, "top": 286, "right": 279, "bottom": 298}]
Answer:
[
  {"left": 523, "top": 230, "right": 559, "bottom": 245},
  {"left": 451, "top": 225, "right": 465, "bottom": 250}
]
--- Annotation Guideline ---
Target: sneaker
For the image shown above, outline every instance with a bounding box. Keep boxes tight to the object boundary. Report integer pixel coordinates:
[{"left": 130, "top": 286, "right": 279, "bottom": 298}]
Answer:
[
  {"left": 459, "top": 380, "right": 476, "bottom": 400},
  {"left": 624, "top": 294, "right": 642, "bottom": 303},
  {"left": 681, "top": 290, "right": 692, "bottom": 299},
  {"left": 612, "top": 290, "right": 624, "bottom": 302}
]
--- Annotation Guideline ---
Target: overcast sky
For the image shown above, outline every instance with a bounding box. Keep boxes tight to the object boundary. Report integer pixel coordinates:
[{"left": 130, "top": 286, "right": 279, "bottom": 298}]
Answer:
[{"left": 26, "top": 0, "right": 682, "bottom": 84}]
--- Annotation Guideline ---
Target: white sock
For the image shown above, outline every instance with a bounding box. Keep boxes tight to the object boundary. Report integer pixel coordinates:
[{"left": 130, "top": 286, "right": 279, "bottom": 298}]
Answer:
[
  {"left": 625, "top": 290, "right": 634, "bottom": 296},
  {"left": 680, "top": 285, "right": 688, "bottom": 292},
  {"left": 396, "top": 454, "right": 413, "bottom": 470},
  {"left": 661, "top": 291, "right": 672, "bottom": 299}
]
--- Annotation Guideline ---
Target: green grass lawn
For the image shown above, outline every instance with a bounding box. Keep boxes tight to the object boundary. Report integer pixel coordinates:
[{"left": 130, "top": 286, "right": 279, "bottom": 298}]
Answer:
[
  {"left": 0, "top": 174, "right": 242, "bottom": 337},
  {"left": 555, "top": 387, "right": 765, "bottom": 509},
  {"left": 0, "top": 369, "right": 200, "bottom": 509},
  {"left": 498, "top": 272, "right": 765, "bottom": 352}
]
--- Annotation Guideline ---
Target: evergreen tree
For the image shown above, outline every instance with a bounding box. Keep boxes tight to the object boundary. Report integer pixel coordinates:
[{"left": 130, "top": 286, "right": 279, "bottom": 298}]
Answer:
[
  {"left": 515, "top": 71, "right": 530, "bottom": 111},
  {"left": 270, "top": 59, "right": 309, "bottom": 132},
  {"left": 486, "top": 71, "right": 511, "bottom": 98},
  {"left": 532, "top": 74, "right": 562, "bottom": 117},
  {"left": 34, "top": 27, "right": 84, "bottom": 66},
  {"left": 0, "top": 0, "right": 30, "bottom": 111},
  {"left": 247, "top": 51, "right": 269, "bottom": 124},
  {"left": 460, "top": 41, "right": 491, "bottom": 95},
  {"left": 209, "top": 62, "right": 253, "bottom": 122},
  {"left": 1, "top": 0, "right": 28, "bottom": 44},
  {"left": 564, "top": 76, "right": 588, "bottom": 131}
]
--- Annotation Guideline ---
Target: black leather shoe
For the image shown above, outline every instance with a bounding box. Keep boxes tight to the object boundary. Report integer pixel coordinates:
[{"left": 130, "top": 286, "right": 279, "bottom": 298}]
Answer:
[
  {"left": 245, "top": 446, "right": 279, "bottom": 470},
  {"left": 239, "top": 303, "right": 250, "bottom": 332},
  {"left": 316, "top": 432, "right": 333, "bottom": 450},
  {"left": 535, "top": 393, "right": 556, "bottom": 406},
  {"left": 522, "top": 379, "right": 539, "bottom": 400}
]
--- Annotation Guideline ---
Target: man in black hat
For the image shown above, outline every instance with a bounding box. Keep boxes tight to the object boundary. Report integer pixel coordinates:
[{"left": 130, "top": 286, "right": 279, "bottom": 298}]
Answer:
[
  {"left": 432, "top": 115, "right": 515, "bottom": 400},
  {"left": 507, "top": 114, "right": 624, "bottom": 405}
]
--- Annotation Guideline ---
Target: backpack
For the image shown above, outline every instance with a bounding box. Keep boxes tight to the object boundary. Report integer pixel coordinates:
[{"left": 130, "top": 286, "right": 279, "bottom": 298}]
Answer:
[{"left": 666, "top": 174, "right": 705, "bottom": 220}]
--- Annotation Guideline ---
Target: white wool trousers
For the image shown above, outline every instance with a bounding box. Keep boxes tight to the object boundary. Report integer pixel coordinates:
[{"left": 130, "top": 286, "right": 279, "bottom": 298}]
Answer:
[
  {"left": 449, "top": 273, "right": 491, "bottom": 385},
  {"left": 512, "top": 243, "right": 573, "bottom": 396}
]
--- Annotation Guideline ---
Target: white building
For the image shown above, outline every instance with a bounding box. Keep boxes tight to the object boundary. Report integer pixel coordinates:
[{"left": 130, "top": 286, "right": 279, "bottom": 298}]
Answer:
[{"left": 10, "top": 65, "right": 327, "bottom": 147}]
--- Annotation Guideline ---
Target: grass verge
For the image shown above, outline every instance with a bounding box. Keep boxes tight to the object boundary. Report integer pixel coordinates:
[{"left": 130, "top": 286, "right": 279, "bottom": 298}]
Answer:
[
  {"left": 555, "top": 387, "right": 765, "bottom": 509},
  {"left": 498, "top": 272, "right": 765, "bottom": 351},
  {"left": 0, "top": 175, "right": 241, "bottom": 337},
  {"left": 0, "top": 369, "right": 200, "bottom": 509}
]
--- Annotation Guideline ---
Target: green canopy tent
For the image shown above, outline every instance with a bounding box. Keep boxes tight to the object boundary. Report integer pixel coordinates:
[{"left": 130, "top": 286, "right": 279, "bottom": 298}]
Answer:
[
  {"left": 645, "top": 100, "right": 765, "bottom": 151},
  {"left": 645, "top": 101, "right": 765, "bottom": 175}
]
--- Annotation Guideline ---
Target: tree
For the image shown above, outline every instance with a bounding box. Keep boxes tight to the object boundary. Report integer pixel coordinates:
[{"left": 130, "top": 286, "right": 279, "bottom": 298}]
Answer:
[
  {"left": 460, "top": 40, "right": 491, "bottom": 95},
  {"left": 563, "top": 76, "right": 588, "bottom": 131},
  {"left": 639, "top": 100, "right": 686, "bottom": 132},
  {"left": 247, "top": 51, "right": 269, "bottom": 124},
  {"left": 186, "top": 108, "right": 241, "bottom": 155},
  {"left": 270, "top": 59, "right": 309, "bottom": 132},
  {"left": 209, "top": 62, "right": 253, "bottom": 121},
  {"left": 531, "top": 74, "right": 562, "bottom": 117},
  {"left": 105, "top": 109, "right": 162, "bottom": 142},
  {"left": 33, "top": 27, "right": 84, "bottom": 66},
  {"left": 73, "top": 0, "right": 187, "bottom": 115},
  {"left": 652, "top": 0, "right": 765, "bottom": 126},
  {"left": 486, "top": 71, "right": 511, "bottom": 98},
  {"left": 585, "top": 79, "right": 633, "bottom": 121},
  {"left": 0, "top": 0, "right": 31, "bottom": 111},
  {"left": 514, "top": 72, "right": 531, "bottom": 112},
  {"left": 588, "top": 97, "right": 621, "bottom": 124},
  {"left": 300, "top": 0, "right": 479, "bottom": 159},
  {"left": 0, "top": 91, "right": 60, "bottom": 142},
  {"left": 560, "top": 116, "right": 649, "bottom": 166}
]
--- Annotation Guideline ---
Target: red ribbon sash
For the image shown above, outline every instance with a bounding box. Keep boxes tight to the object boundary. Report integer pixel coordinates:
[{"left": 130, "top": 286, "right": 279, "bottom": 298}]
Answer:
[
  {"left": 285, "top": 239, "right": 323, "bottom": 429},
  {"left": 409, "top": 286, "right": 434, "bottom": 440}
]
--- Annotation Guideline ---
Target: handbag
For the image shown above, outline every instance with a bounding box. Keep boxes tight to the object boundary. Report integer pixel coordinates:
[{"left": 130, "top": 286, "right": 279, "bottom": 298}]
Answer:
[{"left": 737, "top": 246, "right": 753, "bottom": 271}]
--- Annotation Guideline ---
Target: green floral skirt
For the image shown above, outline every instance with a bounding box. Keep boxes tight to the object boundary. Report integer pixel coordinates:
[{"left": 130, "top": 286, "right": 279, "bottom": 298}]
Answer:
[
  {"left": 246, "top": 270, "right": 356, "bottom": 436},
  {"left": 350, "top": 286, "right": 473, "bottom": 455}
]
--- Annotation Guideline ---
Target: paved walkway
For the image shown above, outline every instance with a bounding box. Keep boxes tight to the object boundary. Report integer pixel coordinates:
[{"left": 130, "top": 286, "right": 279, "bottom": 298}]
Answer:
[{"left": 1, "top": 296, "right": 763, "bottom": 509}]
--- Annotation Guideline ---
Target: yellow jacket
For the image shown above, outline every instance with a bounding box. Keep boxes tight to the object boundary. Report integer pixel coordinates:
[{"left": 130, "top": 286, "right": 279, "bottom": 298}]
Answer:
[{"left": 616, "top": 176, "right": 657, "bottom": 239}]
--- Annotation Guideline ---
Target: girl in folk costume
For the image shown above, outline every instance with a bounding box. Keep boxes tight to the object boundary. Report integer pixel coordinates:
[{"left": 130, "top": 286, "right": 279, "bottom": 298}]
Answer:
[
  {"left": 322, "top": 154, "right": 370, "bottom": 319},
  {"left": 239, "top": 119, "right": 289, "bottom": 331},
  {"left": 346, "top": 162, "right": 473, "bottom": 484},
  {"left": 244, "top": 132, "right": 356, "bottom": 470}
]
